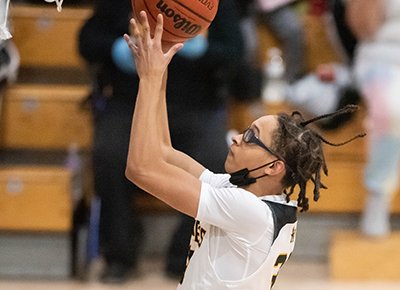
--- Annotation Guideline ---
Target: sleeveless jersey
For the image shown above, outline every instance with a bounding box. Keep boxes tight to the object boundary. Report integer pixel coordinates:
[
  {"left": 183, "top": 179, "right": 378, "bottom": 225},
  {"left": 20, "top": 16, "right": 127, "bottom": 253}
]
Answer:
[{"left": 177, "top": 170, "right": 298, "bottom": 289}]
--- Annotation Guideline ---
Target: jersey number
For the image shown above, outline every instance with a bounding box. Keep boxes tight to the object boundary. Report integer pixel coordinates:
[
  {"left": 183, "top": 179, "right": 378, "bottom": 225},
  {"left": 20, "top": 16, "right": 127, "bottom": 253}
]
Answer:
[
  {"left": 180, "top": 220, "right": 206, "bottom": 285},
  {"left": 270, "top": 252, "right": 291, "bottom": 289}
]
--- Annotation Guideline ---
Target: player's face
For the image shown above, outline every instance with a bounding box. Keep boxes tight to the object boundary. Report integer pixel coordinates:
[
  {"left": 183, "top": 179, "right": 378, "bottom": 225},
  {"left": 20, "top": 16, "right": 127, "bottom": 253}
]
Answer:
[{"left": 225, "top": 115, "right": 279, "bottom": 173}]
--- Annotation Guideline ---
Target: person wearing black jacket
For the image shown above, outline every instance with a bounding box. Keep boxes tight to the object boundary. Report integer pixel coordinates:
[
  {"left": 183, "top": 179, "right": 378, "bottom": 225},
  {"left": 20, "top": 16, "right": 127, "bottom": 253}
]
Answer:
[{"left": 78, "top": 0, "right": 244, "bottom": 283}]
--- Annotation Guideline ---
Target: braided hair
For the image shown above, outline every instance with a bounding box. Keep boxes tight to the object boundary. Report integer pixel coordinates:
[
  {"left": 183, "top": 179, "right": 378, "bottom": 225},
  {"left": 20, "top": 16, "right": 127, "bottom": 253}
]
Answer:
[{"left": 270, "top": 105, "right": 365, "bottom": 212}]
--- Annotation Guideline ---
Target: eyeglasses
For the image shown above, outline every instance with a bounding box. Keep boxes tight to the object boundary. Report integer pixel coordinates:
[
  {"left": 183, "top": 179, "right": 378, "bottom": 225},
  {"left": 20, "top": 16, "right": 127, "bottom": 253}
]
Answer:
[{"left": 242, "top": 127, "right": 278, "bottom": 158}]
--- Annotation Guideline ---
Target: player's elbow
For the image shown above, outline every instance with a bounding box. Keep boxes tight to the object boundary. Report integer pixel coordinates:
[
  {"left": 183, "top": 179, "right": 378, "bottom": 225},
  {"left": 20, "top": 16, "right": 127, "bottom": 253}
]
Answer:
[
  {"left": 125, "top": 160, "right": 147, "bottom": 184},
  {"left": 125, "top": 149, "right": 168, "bottom": 185},
  {"left": 125, "top": 164, "right": 134, "bottom": 182}
]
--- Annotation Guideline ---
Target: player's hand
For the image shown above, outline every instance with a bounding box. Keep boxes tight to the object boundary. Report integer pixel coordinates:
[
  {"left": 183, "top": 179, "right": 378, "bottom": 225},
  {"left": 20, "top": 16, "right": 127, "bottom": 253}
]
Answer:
[{"left": 124, "top": 11, "right": 183, "bottom": 80}]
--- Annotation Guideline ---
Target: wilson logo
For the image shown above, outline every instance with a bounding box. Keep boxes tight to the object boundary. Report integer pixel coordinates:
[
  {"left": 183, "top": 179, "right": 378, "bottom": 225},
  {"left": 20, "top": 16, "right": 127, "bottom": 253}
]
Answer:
[
  {"left": 198, "top": 0, "right": 214, "bottom": 10},
  {"left": 156, "top": 0, "right": 202, "bottom": 36}
]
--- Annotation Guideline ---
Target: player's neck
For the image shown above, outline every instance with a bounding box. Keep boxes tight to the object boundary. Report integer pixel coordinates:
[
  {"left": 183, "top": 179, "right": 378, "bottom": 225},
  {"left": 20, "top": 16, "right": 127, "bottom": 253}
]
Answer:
[{"left": 245, "top": 177, "right": 284, "bottom": 197}]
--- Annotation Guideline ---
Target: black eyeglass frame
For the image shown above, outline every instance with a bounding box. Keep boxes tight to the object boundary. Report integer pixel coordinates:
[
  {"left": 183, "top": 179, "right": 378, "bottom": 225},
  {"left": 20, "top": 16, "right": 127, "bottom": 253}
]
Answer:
[{"left": 242, "top": 127, "right": 279, "bottom": 158}]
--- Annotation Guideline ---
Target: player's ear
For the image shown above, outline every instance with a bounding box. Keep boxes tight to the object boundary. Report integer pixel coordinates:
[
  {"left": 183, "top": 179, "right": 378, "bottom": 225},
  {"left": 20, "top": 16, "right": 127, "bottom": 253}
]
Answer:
[{"left": 264, "top": 160, "right": 285, "bottom": 176}]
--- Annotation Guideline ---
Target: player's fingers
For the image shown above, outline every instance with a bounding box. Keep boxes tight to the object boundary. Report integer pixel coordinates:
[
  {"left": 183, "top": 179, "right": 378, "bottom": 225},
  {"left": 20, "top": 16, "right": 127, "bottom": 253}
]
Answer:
[
  {"left": 123, "top": 33, "right": 138, "bottom": 54},
  {"left": 129, "top": 18, "right": 141, "bottom": 40},
  {"left": 166, "top": 43, "right": 184, "bottom": 59},
  {"left": 154, "top": 14, "right": 164, "bottom": 43},
  {"left": 139, "top": 10, "right": 150, "bottom": 44},
  {"left": 128, "top": 18, "right": 142, "bottom": 49}
]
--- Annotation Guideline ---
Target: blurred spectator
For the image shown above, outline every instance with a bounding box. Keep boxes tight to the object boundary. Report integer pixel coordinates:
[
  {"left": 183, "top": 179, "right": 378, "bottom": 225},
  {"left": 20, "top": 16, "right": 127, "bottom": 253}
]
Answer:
[
  {"left": 347, "top": 0, "right": 400, "bottom": 239},
  {"left": 285, "top": 0, "right": 361, "bottom": 130},
  {"left": 229, "top": 0, "right": 263, "bottom": 103},
  {"left": 330, "top": 0, "right": 358, "bottom": 63},
  {"left": 79, "top": 1, "right": 144, "bottom": 283},
  {"left": 255, "top": 0, "right": 306, "bottom": 83}
]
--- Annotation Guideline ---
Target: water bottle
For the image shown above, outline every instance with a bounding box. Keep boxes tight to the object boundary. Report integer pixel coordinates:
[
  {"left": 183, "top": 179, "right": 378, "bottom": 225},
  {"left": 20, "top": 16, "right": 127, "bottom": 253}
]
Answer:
[
  {"left": 65, "top": 142, "right": 83, "bottom": 205},
  {"left": 262, "top": 47, "right": 286, "bottom": 104}
]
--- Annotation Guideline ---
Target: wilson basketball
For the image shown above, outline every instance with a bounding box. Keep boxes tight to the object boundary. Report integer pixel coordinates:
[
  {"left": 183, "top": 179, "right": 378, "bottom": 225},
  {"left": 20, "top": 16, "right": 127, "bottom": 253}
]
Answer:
[{"left": 132, "top": 0, "right": 219, "bottom": 43}]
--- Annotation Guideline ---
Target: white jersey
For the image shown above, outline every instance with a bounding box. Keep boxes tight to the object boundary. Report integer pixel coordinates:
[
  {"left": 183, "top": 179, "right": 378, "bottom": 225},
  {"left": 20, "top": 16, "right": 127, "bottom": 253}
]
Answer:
[
  {"left": 177, "top": 170, "right": 298, "bottom": 290},
  {"left": 255, "top": 0, "right": 296, "bottom": 12}
]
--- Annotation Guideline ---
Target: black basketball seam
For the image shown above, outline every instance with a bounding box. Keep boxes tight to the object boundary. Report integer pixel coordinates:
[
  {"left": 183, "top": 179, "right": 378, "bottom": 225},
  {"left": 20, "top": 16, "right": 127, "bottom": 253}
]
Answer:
[
  {"left": 172, "top": 0, "right": 213, "bottom": 23},
  {"left": 141, "top": 0, "right": 194, "bottom": 41}
]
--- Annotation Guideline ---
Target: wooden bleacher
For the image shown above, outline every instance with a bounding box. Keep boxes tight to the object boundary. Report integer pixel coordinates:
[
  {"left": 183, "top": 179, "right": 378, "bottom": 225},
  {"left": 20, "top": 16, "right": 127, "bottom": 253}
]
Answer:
[
  {"left": 0, "top": 4, "right": 95, "bottom": 278},
  {"left": 0, "top": 84, "right": 92, "bottom": 150},
  {"left": 10, "top": 4, "right": 92, "bottom": 68},
  {"left": 330, "top": 230, "right": 400, "bottom": 280},
  {"left": 0, "top": 166, "right": 72, "bottom": 231}
]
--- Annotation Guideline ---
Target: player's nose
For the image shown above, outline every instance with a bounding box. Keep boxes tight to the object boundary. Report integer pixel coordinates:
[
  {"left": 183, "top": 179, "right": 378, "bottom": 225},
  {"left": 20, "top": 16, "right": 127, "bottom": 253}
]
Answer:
[{"left": 231, "top": 133, "right": 242, "bottom": 145}]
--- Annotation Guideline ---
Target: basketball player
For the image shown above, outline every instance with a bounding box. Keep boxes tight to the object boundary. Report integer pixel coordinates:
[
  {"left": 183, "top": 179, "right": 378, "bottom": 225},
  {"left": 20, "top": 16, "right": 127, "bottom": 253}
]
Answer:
[{"left": 124, "top": 11, "right": 364, "bottom": 289}]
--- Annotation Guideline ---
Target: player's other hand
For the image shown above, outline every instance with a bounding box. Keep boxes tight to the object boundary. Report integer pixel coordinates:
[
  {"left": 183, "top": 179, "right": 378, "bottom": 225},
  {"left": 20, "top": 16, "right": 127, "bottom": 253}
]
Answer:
[{"left": 123, "top": 11, "right": 183, "bottom": 80}]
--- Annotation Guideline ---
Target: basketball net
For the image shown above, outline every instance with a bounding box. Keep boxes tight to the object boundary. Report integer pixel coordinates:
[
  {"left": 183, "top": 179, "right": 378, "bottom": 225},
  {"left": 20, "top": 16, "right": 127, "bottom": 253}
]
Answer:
[
  {"left": 44, "top": 0, "right": 64, "bottom": 12},
  {"left": 1, "top": 0, "right": 65, "bottom": 40},
  {"left": 0, "top": 0, "right": 12, "bottom": 40}
]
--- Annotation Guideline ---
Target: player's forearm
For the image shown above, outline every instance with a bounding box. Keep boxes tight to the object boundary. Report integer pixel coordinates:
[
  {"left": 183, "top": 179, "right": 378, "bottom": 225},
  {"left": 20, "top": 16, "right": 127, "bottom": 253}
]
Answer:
[
  {"left": 166, "top": 149, "right": 205, "bottom": 178},
  {"left": 158, "top": 71, "right": 173, "bottom": 148},
  {"left": 126, "top": 73, "right": 190, "bottom": 175},
  {"left": 127, "top": 77, "right": 166, "bottom": 176},
  {"left": 126, "top": 75, "right": 201, "bottom": 217},
  {"left": 124, "top": 13, "right": 201, "bottom": 218}
]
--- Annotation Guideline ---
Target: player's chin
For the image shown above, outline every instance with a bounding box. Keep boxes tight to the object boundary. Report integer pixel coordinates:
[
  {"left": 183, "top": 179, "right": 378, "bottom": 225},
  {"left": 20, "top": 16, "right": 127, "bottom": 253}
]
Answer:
[{"left": 224, "top": 157, "right": 233, "bottom": 174}]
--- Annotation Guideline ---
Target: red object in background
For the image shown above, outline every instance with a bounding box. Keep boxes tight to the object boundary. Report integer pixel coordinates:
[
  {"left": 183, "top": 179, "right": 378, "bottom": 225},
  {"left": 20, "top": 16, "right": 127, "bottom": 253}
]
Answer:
[
  {"left": 309, "top": 0, "right": 328, "bottom": 16},
  {"left": 316, "top": 63, "right": 336, "bottom": 82}
]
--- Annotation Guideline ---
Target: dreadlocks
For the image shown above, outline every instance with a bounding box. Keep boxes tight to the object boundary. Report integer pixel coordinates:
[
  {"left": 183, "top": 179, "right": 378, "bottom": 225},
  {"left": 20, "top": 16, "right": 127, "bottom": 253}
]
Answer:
[{"left": 271, "top": 105, "right": 365, "bottom": 212}]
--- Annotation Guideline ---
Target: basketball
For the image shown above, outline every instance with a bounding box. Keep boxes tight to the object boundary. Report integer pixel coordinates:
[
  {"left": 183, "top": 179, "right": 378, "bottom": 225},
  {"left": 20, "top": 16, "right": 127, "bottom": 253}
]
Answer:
[{"left": 132, "top": 0, "right": 219, "bottom": 43}]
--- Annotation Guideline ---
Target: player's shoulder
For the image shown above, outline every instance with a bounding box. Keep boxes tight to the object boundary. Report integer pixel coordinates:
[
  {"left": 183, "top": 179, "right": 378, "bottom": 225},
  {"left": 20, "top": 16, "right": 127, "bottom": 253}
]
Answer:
[
  {"left": 261, "top": 198, "right": 297, "bottom": 243},
  {"left": 199, "top": 169, "right": 236, "bottom": 189}
]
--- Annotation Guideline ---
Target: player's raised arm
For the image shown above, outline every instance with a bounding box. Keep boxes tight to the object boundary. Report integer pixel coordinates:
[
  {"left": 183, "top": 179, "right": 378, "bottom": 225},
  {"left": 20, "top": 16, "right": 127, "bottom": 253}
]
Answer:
[{"left": 124, "top": 12, "right": 204, "bottom": 217}]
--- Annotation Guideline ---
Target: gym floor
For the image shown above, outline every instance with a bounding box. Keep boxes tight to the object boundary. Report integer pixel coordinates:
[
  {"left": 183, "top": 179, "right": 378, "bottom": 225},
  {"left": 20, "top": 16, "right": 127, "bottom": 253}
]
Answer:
[{"left": 1, "top": 257, "right": 400, "bottom": 290}]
